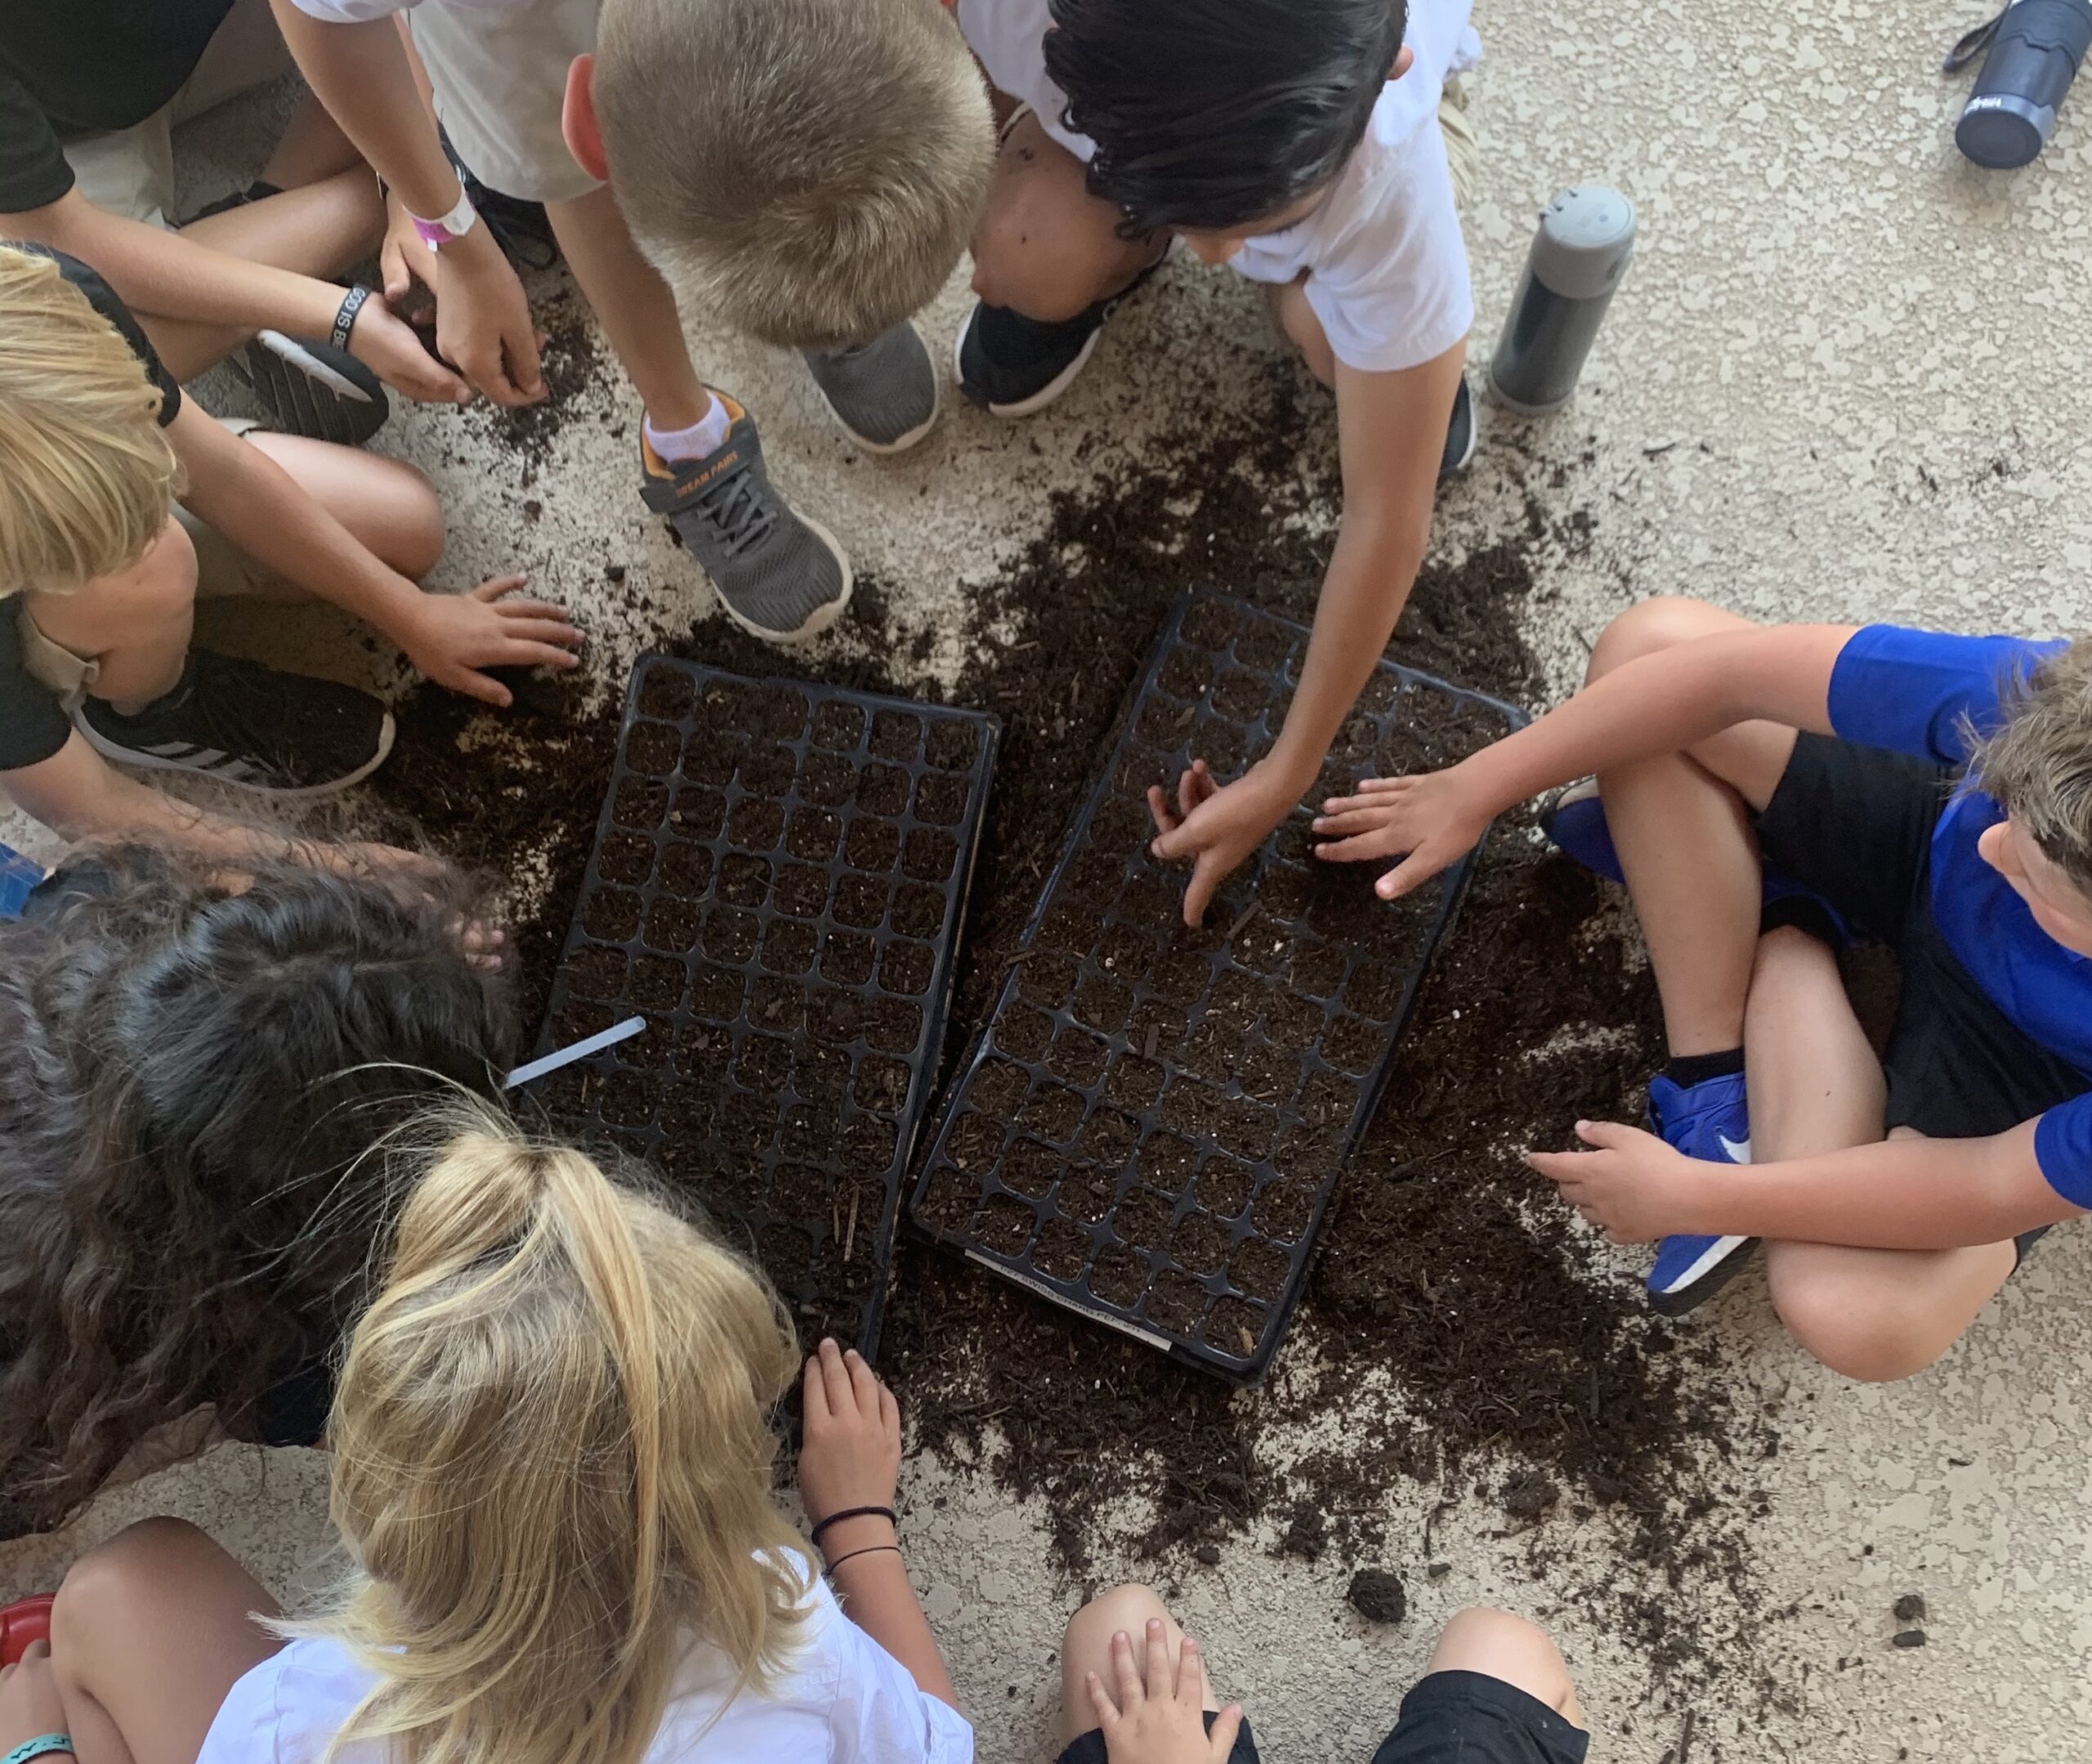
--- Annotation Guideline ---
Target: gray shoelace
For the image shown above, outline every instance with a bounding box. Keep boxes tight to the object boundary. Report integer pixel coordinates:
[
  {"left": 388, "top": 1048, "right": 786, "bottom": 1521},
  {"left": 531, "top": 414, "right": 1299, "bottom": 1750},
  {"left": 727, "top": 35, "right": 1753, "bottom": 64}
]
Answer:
[{"left": 695, "top": 461, "right": 779, "bottom": 559}]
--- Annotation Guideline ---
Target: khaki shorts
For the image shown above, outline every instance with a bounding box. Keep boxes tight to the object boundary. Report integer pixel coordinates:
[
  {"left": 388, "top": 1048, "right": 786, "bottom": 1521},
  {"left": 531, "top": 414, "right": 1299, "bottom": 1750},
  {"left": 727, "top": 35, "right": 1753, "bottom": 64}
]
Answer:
[
  {"left": 17, "top": 422, "right": 283, "bottom": 699},
  {"left": 408, "top": 0, "right": 603, "bottom": 206},
  {"left": 60, "top": 0, "right": 297, "bottom": 229}
]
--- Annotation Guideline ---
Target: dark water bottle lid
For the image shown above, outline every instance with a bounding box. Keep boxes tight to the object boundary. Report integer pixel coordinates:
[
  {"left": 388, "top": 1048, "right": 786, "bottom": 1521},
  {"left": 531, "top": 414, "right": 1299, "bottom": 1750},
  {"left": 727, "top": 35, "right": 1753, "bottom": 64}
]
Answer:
[
  {"left": 1529, "top": 185, "right": 1638, "bottom": 300},
  {"left": 1956, "top": 93, "right": 2052, "bottom": 167}
]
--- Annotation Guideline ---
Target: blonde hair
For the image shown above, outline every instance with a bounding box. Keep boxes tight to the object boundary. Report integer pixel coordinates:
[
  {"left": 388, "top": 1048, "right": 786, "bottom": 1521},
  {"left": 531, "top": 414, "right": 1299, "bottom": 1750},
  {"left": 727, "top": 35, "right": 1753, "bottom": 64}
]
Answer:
[
  {"left": 297, "top": 1110, "right": 810, "bottom": 1764},
  {"left": 594, "top": 0, "right": 994, "bottom": 351},
  {"left": 1972, "top": 637, "right": 2092, "bottom": 895},
  {"left": 0, "top": 245, "right": 181, "bottom": 597}
]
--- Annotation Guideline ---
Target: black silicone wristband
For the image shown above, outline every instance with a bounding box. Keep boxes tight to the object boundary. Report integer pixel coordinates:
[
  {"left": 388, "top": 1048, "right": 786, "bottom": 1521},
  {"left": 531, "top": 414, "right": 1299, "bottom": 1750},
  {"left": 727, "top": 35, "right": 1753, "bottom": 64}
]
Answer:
[
  {"left": 331, "top": 284, "right": 372, "bottom": 351},
  {"left": 824, "top": 1545, "right": 902, "bottom": 1575},
  {"left": 810, "top": 1504, "right": 897, "bottom": 1546}
]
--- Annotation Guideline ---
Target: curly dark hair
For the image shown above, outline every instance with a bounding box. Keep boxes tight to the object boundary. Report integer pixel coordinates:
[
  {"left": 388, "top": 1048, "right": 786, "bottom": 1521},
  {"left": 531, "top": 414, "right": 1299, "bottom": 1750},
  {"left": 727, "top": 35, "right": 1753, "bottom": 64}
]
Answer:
[
  {"left": 1044, "top": 0, "right": 1407, "bottom": 236},
  {"left": 0, "top": 843, "right": 519, "bottom": 1536}
]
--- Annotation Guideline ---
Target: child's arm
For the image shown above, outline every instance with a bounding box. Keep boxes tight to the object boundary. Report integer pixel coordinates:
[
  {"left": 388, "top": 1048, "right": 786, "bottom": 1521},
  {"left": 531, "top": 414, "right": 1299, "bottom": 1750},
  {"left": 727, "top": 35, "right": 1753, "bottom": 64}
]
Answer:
[
  {"left": 267, "top": 0, "right": 545, "bottom": 406},
  {"left": 168, "top": 403, "right": 580, "bottom": 708},
  {"left": 8, "top": 190, "right": 467, "bottom": 404},
  {"left": 798, "top": 1340, "right": 960, "bottom": 1713},
  {"left": 1527, "top": 1117, "right": 2081, "bottom": 1249},
  {"left": 1147, "top": 343, "right": 1464, "bottom": 926},
  {"left": 1313, "top": 620, "right": 1861, "bottom": 898}
]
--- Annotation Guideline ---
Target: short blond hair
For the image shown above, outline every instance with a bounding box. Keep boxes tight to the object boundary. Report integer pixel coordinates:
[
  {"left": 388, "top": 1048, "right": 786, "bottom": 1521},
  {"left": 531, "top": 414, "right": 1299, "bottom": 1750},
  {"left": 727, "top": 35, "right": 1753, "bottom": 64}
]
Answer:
[
  {"left": 1972, "top": 637, "right": 2092, "bottom": 896},
  {"left": 595, "top": 0, "right": 994, "bottom": 351},
  {"left": 0, "top": 245, "right": 181, "bottom": 598}
]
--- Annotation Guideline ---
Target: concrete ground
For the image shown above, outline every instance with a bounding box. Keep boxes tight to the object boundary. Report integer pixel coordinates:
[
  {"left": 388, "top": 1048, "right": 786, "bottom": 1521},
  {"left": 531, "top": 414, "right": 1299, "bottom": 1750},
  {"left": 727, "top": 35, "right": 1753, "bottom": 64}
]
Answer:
[{"left": 7, "top": 2, "right": 2092, "bottom": 1758}]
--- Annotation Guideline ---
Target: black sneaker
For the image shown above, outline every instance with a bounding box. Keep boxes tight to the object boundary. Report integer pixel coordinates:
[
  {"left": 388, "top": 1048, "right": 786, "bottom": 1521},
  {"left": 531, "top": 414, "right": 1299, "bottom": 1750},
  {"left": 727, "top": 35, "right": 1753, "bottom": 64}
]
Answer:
[
  {"left": 438, "top": 126, "right": 560, "bottom": 271},
  {"left": 75, "top": 651, "right": 396, "bottom": 798},
  {"left": 954, "top": 250, "right": 1169, "bottom": 418},
  {"left": 240, "top": 332, "right": 391, "bottom": 445},
  {"left": 1441, "top": 374, "right": 1477, "bottom": 480}
]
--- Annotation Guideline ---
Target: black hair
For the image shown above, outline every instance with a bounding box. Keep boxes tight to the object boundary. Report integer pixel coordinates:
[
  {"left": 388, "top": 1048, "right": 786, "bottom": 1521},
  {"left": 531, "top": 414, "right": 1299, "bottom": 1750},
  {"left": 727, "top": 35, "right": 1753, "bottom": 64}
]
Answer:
[
  {"left": 1044, "top": 0, "right": 1407, "bottom": 236},
  {"left": 0, "top": 842, "right": 518, "bottom": 1537}
]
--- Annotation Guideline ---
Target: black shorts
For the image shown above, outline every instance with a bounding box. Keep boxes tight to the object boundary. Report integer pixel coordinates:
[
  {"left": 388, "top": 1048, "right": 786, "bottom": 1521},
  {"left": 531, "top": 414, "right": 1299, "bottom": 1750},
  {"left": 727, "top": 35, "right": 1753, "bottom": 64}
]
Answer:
[
  {"left": 1056, "top": 1674, "right": 1586, "bottom": 1764},
  {"left": 1755, "top": 734, "right": 2088, "bottom": 1144}
]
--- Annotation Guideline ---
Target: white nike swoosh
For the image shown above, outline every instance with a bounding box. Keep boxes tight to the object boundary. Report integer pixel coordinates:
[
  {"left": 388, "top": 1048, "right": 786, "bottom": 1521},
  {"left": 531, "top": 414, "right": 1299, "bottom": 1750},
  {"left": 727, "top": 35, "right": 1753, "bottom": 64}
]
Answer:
[{"left": 1719, "top": 1134, "right": 1752, "bottom": 1163}]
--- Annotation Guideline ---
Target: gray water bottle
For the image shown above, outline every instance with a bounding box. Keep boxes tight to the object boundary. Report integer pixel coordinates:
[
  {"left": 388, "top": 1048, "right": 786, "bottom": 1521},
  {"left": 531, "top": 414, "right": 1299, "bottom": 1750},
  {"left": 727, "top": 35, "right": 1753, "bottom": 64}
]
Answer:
[{"left": 1487, "top": 186, "right": 1637, "bottom": 415}]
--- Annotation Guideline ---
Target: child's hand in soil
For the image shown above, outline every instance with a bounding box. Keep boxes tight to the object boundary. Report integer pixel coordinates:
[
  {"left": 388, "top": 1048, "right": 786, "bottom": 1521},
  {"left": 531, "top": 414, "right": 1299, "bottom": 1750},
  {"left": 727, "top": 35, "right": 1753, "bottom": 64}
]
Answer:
[
  {"left": 1311, "top": 766, "right": 1493, "bottom": 899},
  {"left": 0, "top": 1641, "right": 67, "bottom": 1753},
  {"left": 1086, "top": 1622, "right": 1243, "bottom": 1764},
  {"left": 1147, "top": 759, "right": 1299, "bottom": 927},
  {"left": 798, "top": 1339, "right": 902, "bottom": 1556},
  {"left": 399, "top": 575, "right": 583, "bottom": 708},
  {"left": 1526, "top": 1119, "right": 1710, "bottom": 1242}
]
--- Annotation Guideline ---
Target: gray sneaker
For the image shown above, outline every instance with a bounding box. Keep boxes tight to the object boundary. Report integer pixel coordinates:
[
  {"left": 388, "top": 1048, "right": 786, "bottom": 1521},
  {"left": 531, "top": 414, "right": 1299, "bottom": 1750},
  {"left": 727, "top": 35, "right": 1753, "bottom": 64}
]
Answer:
[
  {"left": 639, "top": 393, "right": 854, "bottom": 644},
  {"left": 802, "top": 322, "right": 939, "bottom": 454}
]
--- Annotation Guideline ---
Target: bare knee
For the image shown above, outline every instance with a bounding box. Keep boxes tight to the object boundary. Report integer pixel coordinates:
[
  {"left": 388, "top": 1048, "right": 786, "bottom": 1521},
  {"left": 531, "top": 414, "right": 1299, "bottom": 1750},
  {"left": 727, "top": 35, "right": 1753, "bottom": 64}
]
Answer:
[
  {"left": 1769, "top": 1276, "right": 1951, "bottom": 1382},
  {"left": 1063, "top": 1583, "right": 1173, "bottom": 1655},
  {"left": 363, "top": 458, "right": 446, "bottom": 579},
  {"left": 52, "top": 1518, "right": 210, "bottom": 1643},
  {"left": 1427, "top": 1609, "right": 1580, "bottom": 1721},
  {"left": 1586, "top": 596, "right": 1740, "bottom": 686}
]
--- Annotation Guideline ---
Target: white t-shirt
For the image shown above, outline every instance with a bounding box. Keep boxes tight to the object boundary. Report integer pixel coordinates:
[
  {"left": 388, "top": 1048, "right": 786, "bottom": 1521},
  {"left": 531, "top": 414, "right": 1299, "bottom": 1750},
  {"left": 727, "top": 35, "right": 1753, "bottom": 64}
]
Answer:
[
  {"left": 194, "top": 1559, "right": 974, "bottom": 1764},
  {"left": 954, "top": 0, "right": 1478, "bottom": 373}
]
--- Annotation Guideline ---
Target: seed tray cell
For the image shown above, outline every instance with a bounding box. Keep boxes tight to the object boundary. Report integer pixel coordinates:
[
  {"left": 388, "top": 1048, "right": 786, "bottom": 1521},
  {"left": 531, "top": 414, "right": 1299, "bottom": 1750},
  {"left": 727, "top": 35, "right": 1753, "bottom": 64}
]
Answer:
[
  {"left": 909, "top": 590, "right": 1523, "bottom": 1382},
  {"left": 529, "top": 656, "right": 999, "bottom": 1360}
]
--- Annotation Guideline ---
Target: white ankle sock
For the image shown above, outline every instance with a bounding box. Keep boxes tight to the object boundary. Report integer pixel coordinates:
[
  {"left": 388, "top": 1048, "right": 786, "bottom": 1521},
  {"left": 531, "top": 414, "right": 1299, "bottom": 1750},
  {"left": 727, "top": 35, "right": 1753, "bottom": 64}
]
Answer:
[{"left": 644, "top": 395, "right": 731, "bottom": 462}]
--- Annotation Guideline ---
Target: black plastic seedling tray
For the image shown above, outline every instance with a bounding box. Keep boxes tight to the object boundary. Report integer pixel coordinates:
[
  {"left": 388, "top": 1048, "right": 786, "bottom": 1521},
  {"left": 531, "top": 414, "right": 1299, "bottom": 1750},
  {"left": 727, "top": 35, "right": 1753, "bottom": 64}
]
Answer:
[
  {"left": 526, "top": 657, "right": 999, "bottom": 1361},
  {"left": 909, "top": 590, "right": 1524, "bottom": 1382}
]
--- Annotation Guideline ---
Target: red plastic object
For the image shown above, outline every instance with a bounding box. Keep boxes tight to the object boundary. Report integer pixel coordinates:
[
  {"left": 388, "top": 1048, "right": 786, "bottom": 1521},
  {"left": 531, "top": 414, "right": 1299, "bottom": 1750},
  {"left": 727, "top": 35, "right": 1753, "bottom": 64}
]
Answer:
[{"left": 0, "top": 1593, "right": 55, "bottom": 1666}]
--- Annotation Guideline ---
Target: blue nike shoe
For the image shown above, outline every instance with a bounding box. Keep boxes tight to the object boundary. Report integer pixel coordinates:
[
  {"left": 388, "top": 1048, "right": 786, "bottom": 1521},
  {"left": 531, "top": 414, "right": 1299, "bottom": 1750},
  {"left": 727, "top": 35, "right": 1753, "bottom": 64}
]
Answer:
[
  {"left": 1644, "top": 1071, "right": 1759, "bottom": 1315},
  {"left": 1541, "top": 783, "right": 1849, "bottom": 947}
]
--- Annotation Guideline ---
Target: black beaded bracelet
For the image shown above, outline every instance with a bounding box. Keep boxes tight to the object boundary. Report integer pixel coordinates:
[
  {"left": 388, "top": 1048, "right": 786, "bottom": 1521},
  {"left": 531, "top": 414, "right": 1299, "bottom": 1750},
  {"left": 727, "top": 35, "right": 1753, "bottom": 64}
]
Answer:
[
  {"left": 331, "top": 284, "right": 372, "bottom": 351},
  {"left": 810, "top": 1504, "right": 896, "bottom": 1546}
]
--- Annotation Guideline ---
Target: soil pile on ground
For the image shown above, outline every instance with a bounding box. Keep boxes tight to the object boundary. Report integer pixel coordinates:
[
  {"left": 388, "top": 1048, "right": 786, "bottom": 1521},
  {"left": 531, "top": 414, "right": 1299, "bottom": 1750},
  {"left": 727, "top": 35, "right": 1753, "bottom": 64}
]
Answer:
[{"left": 364, "top": 346, "right": 1761, "bottom": 1694}]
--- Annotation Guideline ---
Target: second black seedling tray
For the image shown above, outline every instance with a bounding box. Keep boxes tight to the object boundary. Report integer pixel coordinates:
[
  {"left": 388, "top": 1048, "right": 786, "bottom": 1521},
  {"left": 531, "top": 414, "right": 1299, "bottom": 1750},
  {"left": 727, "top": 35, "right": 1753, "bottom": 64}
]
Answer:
[
  {"left": 529, "top": 657, "right": 998, "bottom": 1360},
  {"left": 910, "top": 590, "right": 1522, "bottom": 1382}
]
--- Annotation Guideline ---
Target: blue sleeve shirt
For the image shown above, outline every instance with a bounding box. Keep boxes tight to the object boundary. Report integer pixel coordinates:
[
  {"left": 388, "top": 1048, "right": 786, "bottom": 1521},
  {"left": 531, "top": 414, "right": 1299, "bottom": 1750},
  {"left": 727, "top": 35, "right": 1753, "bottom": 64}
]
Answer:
[{"left": 1826, "top": 625, "right": 2092, "bottom": 1209}]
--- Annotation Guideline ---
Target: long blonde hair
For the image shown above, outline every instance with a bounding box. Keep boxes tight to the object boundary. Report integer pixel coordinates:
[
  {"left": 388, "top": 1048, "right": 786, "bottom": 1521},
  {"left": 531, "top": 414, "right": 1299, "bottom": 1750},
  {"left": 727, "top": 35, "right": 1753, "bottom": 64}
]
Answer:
[
  {"left": 298, "top": 1111, "right": 810, "bottom": 1764},
  {"left": 0, "top": 243, "right": 181, "bottom": 597}
]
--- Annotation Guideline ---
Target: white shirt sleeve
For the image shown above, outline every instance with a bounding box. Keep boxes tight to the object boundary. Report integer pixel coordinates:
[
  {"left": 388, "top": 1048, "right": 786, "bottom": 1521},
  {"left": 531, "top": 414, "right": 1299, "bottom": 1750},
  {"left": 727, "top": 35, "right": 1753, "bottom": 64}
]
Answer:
[
  {"left": 279, "top": 0, "right": 419, "bottom": 20},
  {"left": 805, "top": 1587, "right": 975, "bottom": 1764},
  {"left": 1300, "top": 121, "right": 1473, "bottom": 376}
]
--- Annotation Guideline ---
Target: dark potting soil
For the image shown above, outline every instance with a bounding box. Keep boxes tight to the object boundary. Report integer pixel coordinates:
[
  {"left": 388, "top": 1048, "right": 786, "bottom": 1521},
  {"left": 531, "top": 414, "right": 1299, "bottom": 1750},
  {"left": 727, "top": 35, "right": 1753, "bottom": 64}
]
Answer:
[
  {"left": 363, "top": 351, "right": 1757, "bottom": 1692},
  {"left": 1346, "top": 1568, "right": 1408, "bottom": 1625}
]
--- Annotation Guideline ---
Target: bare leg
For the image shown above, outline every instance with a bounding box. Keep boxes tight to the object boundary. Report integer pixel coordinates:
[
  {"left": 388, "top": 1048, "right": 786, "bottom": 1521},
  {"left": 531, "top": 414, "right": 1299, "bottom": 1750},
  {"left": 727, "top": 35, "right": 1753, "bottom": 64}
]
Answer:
[
  {"left": 259, "top": 92, "right": 368, "bottom": 189},
  {"left": 244, "top": 431, "right": 445, "bottom": 581},
  {"left": 48, "top": 1518, "right": 282, "bottom": 1764},
  {"left": 1058, "top": 1586, "right": 1221, "bottom": 1747},
  {"left": 1586, "top": 597, "right": 1800, "bottom": 1057},
  {"left": 143, "top": 167, "right": 387, "bottom": 380},
  {"left": 1263, "top": 278, "right": 1336, "bottom": 389},
  {"left": 25, "top": 522, "right": 199, "bottom": 710},
  {"left": 969, "top": 112, "right": 1162, "bottom": 322},
  {"left": 545, "top": 185, "right": 709, "bottom": 431},
  {"left": 1424, "top": 1608, "right": 1584, "bottom": 1731}
]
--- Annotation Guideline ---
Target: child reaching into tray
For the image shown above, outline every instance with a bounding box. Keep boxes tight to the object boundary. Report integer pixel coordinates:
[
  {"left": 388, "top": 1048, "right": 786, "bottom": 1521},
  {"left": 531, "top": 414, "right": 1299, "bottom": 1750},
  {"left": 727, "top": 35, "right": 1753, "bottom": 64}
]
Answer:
[
  {"left": 2, "top": 1113, "right": 970, "bottom": 1764},
  {"left": 574, "top": 0, "right": 1477, "bottom": 921},
  {"left": 1310, "top": 596, "right": 2091, "bottom": 1379}
]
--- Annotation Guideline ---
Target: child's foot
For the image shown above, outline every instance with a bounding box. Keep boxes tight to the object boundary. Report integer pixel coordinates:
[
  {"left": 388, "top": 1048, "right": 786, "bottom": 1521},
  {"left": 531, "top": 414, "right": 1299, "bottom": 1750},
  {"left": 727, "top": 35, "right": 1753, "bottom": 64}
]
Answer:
[
  {"left": 1440, "top": 375, "right": 1477, "bottom": 480},
  {"left": 239, "top": 331, "right": 391, "bottom": 446},
  {"left": 1540, "top": 782, "right": 1851, "bottom": 947},
  {"left": 802, "top": 322, "right": 939, "bottom": 453},
  {"left": 74, "top": 651, "right": 395, "bottom": 797},
  {"left": 1645, "top": 1070, "right": 1759, "bottom": 1315},
  {"left": 638, "top": 395, "right": 853, "bottom": 644},
  {"left": 954, "top": 250, "right": 1169, "bottom": 418}
]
